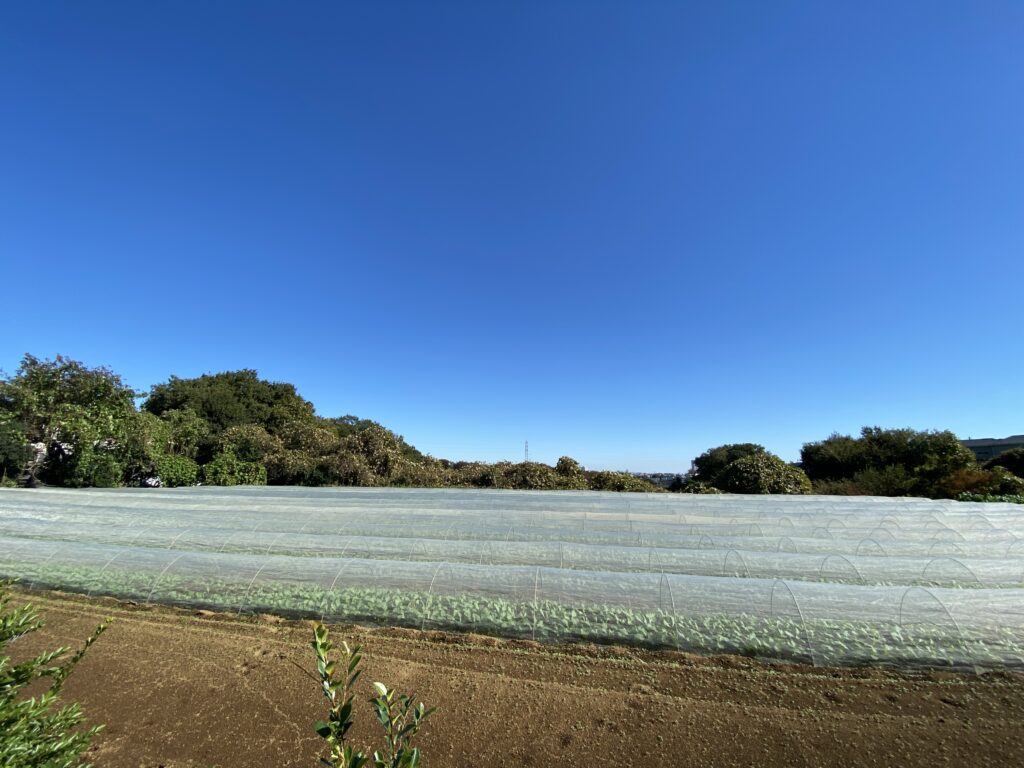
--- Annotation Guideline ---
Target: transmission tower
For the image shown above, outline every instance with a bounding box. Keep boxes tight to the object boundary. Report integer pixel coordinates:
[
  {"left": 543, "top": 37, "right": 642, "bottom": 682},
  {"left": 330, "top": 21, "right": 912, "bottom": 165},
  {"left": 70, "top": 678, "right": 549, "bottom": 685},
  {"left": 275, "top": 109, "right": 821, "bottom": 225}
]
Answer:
[{"left": 524, "top": 440, "right": 529, "bottom": 462}]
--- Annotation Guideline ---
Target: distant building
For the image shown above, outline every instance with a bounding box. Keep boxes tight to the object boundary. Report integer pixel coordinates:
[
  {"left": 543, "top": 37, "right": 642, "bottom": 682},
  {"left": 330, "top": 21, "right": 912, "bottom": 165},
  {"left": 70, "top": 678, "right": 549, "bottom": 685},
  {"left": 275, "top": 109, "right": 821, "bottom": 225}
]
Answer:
[{"left": 961, "top": 434, "right": 1024, "bottom": 462}]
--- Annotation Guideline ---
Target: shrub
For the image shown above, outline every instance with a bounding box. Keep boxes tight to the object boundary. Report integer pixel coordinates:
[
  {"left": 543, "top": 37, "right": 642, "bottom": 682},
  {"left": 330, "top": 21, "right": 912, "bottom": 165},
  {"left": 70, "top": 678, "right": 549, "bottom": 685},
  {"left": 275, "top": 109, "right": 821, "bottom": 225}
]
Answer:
[
  {"left": 1, "top": 585, "right": 108, "bottom": 768},
  {"left": 937, "top": 466, "right": 1024, "bottom": 498},
  {"left": 690, "top": 443, "right": 766, "bottom": 485},
  {"left": 330, "top": 452, "right": 379, "bottom": 487},
  {"left": 391, "top": 460, "right": 455, "bottom": 489},
  {"left": 554, "top": 457, "right": 588, "bottom": 490},
  {"left": 800, "top": 434, "right": 867, "bottom": 480},
  {"left": 846, "top": 465, "right": 916, "bottom": 496},
  {"left": 714, "top": 454, "right": 812, "bottom": 495},
  {"left": 312, "top": 623, "right": 435, "bottom": 768},
  {"left": 0, "top": 420, "right": 31, "bottom": 484},
  {"left": 344, "top": 425, "right": 405, "bottom": 481},
  {"left": 800, "top": 427, "right": 978, "bottom": 497},
  {"left": 70, "top": 450, "right": 124, "bottom": 488},
  {"left": 201, "top": 451, "right": 267, "bottom": 486},
  {"left": 500, "top": 462, "right": 561, "bottom": 490},
  {"left": 585, "top": 470, "right": 660, "bottom": 492},
  {"left": 810, "top": 477, "right": 872, "bottom": 496},
  {"left": 446, "top": 461, "right": 498, "bottom": 488},
  {"left": 984, "top": 448, "right": 1024, "bottom": 479},
  {"left": 1, "top": 355, "right": 137, "bottom": 487},
  {"left": 156, "top": 454, "right": 199, "bottom": 487},
  {"left": 671, "top": 478, "right": 722, "bottom": 494}
]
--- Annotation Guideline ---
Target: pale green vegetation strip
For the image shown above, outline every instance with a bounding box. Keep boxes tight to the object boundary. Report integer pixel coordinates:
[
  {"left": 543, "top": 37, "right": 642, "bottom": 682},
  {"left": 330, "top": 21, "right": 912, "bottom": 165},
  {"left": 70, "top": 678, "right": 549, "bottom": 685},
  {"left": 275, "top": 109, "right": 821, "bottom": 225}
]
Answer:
[{"left": 4, "top": 559, "right": 1022, "bottom": 671}]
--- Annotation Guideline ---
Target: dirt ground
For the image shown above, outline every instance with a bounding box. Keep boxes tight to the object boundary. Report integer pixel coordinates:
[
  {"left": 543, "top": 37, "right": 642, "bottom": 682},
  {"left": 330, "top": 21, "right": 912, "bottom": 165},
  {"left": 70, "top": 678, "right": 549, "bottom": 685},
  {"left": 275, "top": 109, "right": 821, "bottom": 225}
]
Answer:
[{"left": 9, "top": 589, "right": 1024, "bottom": 768}]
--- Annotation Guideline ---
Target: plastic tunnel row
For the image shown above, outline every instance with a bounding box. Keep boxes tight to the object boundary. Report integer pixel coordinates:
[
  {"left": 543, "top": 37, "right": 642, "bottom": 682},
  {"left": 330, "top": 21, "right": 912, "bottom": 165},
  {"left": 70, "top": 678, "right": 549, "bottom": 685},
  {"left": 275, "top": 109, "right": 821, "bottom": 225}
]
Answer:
[
  {"left": 1, "top": 487, "right": 1023, "bottom": 670},
  {"left": 0, "top": 528, "right": 1021, "bottom": 587},
  {"left": 6, "top": 517, "right": 1024, "bottom": 560},
  {"left": 2, "top": 536, "right": 1022, "bottom": 669},
  {"left": 3, "top": 486, "right": 1023, "bottom": 529},
  {"left": 3, "top": 489, "right": 1023, "bottom": 554}
]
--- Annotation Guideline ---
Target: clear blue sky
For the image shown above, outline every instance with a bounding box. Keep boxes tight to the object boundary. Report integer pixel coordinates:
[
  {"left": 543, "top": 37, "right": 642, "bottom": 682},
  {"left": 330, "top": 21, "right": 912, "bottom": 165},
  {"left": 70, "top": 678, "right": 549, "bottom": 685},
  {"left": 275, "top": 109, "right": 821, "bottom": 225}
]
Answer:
[{"left": 2, "top": 2, "right": 1022, "bottom": 472}]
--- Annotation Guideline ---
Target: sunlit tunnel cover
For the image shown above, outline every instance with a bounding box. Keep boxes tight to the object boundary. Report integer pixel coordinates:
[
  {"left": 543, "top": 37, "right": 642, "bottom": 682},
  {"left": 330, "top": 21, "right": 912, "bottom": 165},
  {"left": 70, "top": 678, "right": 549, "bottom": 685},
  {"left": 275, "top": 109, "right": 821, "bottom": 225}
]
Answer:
[{"left": 2, "top": 486, "right": 1023, "bottom": 670}]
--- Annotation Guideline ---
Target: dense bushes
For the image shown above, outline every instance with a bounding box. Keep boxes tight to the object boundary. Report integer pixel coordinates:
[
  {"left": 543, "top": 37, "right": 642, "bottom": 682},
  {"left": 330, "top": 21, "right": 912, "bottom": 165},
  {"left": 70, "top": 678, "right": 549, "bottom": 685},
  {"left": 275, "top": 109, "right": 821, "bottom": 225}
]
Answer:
[
  {"left": 681, "top": 443, "right": 810, "bottom": 495},
  {"left": 156, "top": 454, "right": 200, "bottom": 488},
  {"left": 202, "top": 452, "right": 268, "bottom": 486},
  {"left": 6, "top": 354, "right": 1019, "bottom": 499},
  {"left": 800, "top": 427, "right": 996, "bottom": 499},
  {"left": 714, "top": 454, "right": 812, "bottom": 495},
  {"left": 691, "top": 443, "right": 766, "bottom": 484},
  {"left": 985, "top": 448, "right": 1024, "bottom": 479},
  {"left": 0, "top": 419, "right": 30, "bottom": 484},
  {"left": 935, "top": 466, "right": 1024, "bottom": 498},
  {"left": 0, "top": 354, "right": 660, "bottom": 493},
  {"left": 679, "top": 429, "right": 1023, "bottom": 499}
]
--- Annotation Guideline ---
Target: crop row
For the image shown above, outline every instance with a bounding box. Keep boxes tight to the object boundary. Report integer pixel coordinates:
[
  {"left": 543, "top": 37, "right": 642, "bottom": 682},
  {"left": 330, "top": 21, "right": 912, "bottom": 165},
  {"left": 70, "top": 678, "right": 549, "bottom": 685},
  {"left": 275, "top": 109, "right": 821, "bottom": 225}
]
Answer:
[{"left": 3, "top": 558, "right": 1021, "bottom": 670}]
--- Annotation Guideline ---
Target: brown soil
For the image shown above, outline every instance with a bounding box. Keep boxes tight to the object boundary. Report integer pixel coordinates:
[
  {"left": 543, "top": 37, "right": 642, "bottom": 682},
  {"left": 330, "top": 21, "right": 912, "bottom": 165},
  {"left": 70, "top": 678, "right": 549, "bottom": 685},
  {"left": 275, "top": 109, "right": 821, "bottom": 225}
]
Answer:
[{"left": 10, "top": 588, "right": 1024, "bottom": 768}]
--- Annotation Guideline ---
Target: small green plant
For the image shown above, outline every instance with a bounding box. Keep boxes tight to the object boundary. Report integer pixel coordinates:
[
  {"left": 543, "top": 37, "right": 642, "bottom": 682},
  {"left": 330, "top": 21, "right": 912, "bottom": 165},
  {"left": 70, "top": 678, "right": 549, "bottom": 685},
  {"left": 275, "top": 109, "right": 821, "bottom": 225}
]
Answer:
[
  {"left": 312, "top": 623, "right": 435, "bottom": 768},
  {"left": 0, "top": 584, "right": 109, "bottom": 768}
]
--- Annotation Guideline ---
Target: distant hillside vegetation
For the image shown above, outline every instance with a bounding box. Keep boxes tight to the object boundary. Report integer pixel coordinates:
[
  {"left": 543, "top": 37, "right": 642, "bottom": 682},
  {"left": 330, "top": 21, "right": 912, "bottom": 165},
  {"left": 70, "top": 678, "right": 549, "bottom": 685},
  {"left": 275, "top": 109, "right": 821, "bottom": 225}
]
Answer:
[{"left": 0, "top": 354, "right": 659, "bottom": 492}]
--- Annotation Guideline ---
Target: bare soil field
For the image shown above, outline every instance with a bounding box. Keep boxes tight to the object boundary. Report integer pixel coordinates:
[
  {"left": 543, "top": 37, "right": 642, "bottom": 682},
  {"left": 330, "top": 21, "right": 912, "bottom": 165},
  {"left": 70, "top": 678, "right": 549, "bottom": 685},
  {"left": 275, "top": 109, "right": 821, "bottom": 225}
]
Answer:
[{"left": 10, "top": 588, "right": 1024, "bottom": 768}]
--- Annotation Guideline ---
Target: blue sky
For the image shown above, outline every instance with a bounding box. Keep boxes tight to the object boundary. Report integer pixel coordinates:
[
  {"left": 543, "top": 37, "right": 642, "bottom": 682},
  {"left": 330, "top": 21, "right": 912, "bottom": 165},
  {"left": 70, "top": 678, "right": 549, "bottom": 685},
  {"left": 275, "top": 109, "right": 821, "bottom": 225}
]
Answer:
[{"left": 2, "top": 2, "right": 1022, "bottom": 472}]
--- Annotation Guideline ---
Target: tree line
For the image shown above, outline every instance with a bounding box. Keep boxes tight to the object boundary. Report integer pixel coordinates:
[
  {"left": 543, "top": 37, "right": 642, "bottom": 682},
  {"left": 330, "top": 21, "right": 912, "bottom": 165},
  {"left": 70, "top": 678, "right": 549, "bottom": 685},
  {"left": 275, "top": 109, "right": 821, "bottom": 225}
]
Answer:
[
  {"left": 2, "top": 354, "right": 1021, "bottom": 499},
  {"left": 0, "top": 355, "right": 655, "bottom": 492},
  {"left": 675, "top": 431, "right": 1024, "bottom": 499}
]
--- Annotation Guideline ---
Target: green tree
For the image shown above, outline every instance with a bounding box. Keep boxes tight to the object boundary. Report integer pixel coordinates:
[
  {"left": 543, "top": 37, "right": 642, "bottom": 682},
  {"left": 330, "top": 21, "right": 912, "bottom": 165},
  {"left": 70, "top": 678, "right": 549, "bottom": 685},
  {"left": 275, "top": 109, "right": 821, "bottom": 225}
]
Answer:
[
  {"left": 155, "top": 454, "right": 200, "bottom": 487},
  {"left": 937, "top": 465, "right": 1024, "bottom": 498},
  {"left": 501, "top": 462, "right": 561, "bottom": 490},
  {"left": 328, "top": 417, "right": 426, "bottom": 463},
  {"left": 0, "top": 418, "right": 30, "bottom": 484},
  {"left": 690, "top": 443, "right": 766, "bottom": 486},
  {"left": 585, "top": 470, "right": 661, "bottom": 492},
  {"left": 800, "top": 433, "right": 867, "bottom": 480},
  {"left": 984, "top": 447, "right": 1024, "bottom": 480},
  {"left": 218, "top": 424, "right": 283, "bottom": 465},
  {"left": 391, "top": 457, "right": 454, "bottom": 488},
  {"left": 143, "top": 370, "right": 316, "bottom": 459},
  {"left": 344, "top": 425, "right": 406, "bottom": 481},
  {"left": 161, "top": 408, "right": 210, "bottom": 460},
  {"left": 115, "top": 411, "right": 171, "bottom": 484},
  {"left": 554, "top": 456, "right": 588, "bottom": 490},
  {"left": 714, "top": 453, "right": 812, "bottom": 495},
  {"left": 329, "top": 452, "right": 379, "bottom": 487},
  {"left": 70, "top": 451, "right": 124, "bottom": 488},
  {"left": 845, "top": 465, "right": 916, "bottom": 496},
  {"left": 802, "top": 427, "right": 977, "bottom": 497},
  {"left": 860, "top": 427, "right": 975, "bottom": 492},
  {"left": 0, "top": 355, "right": 138, "bottom": 486},
  {"left": 202, "top": 451, "right": 267, "bottom": 486}
]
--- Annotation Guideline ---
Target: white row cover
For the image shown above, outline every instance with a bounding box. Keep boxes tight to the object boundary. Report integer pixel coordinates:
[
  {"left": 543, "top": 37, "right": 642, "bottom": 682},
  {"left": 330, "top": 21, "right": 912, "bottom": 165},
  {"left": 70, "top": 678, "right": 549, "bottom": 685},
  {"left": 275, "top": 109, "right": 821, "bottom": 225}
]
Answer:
[{"left": 1, "top": 487, "right": 1022, "bottom": 669}]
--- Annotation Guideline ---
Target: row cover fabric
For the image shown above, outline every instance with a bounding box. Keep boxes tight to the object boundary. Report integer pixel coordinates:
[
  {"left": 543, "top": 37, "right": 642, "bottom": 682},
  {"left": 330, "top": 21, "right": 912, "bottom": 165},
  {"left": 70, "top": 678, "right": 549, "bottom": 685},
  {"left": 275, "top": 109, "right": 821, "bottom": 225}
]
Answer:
[{"left": 1, "top": 487, "right": 1022, "bottom": 669}]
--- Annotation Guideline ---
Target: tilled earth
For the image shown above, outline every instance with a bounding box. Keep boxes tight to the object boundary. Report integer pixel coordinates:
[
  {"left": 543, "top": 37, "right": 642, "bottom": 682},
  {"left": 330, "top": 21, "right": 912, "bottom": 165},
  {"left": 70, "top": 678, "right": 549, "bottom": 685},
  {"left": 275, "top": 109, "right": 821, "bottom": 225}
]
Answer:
[{"left": 9, "top": 589, "right": 1024, "bottom": 768}]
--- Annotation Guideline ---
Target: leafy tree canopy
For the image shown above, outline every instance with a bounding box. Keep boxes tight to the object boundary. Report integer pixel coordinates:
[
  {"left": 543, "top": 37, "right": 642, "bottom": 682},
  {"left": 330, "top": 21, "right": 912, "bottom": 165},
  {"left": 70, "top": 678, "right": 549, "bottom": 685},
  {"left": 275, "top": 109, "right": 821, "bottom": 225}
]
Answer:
[
  {"left": 800, "top": 427, "right": 976, "bottom": 497},
  {"left": 1, "top": 354, "right": 136, "bottom": 441},
  {"left": 799, "top": 433, "right": 867, "bottom": 481},
  {"left": 984, "top": 447, "right": 1024, "bottom": 479},
  {"left": 0, "top": 355, "right": 138, "bottom": 486},
  {"left": 143, "top": 369, "right": 316, "bottom": 439},
  {"left": 690, "top": 443, "right": 767, "bottom": 486},
  {"left": 711, "top": 453, "right": 812, "bottom": 495}
]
